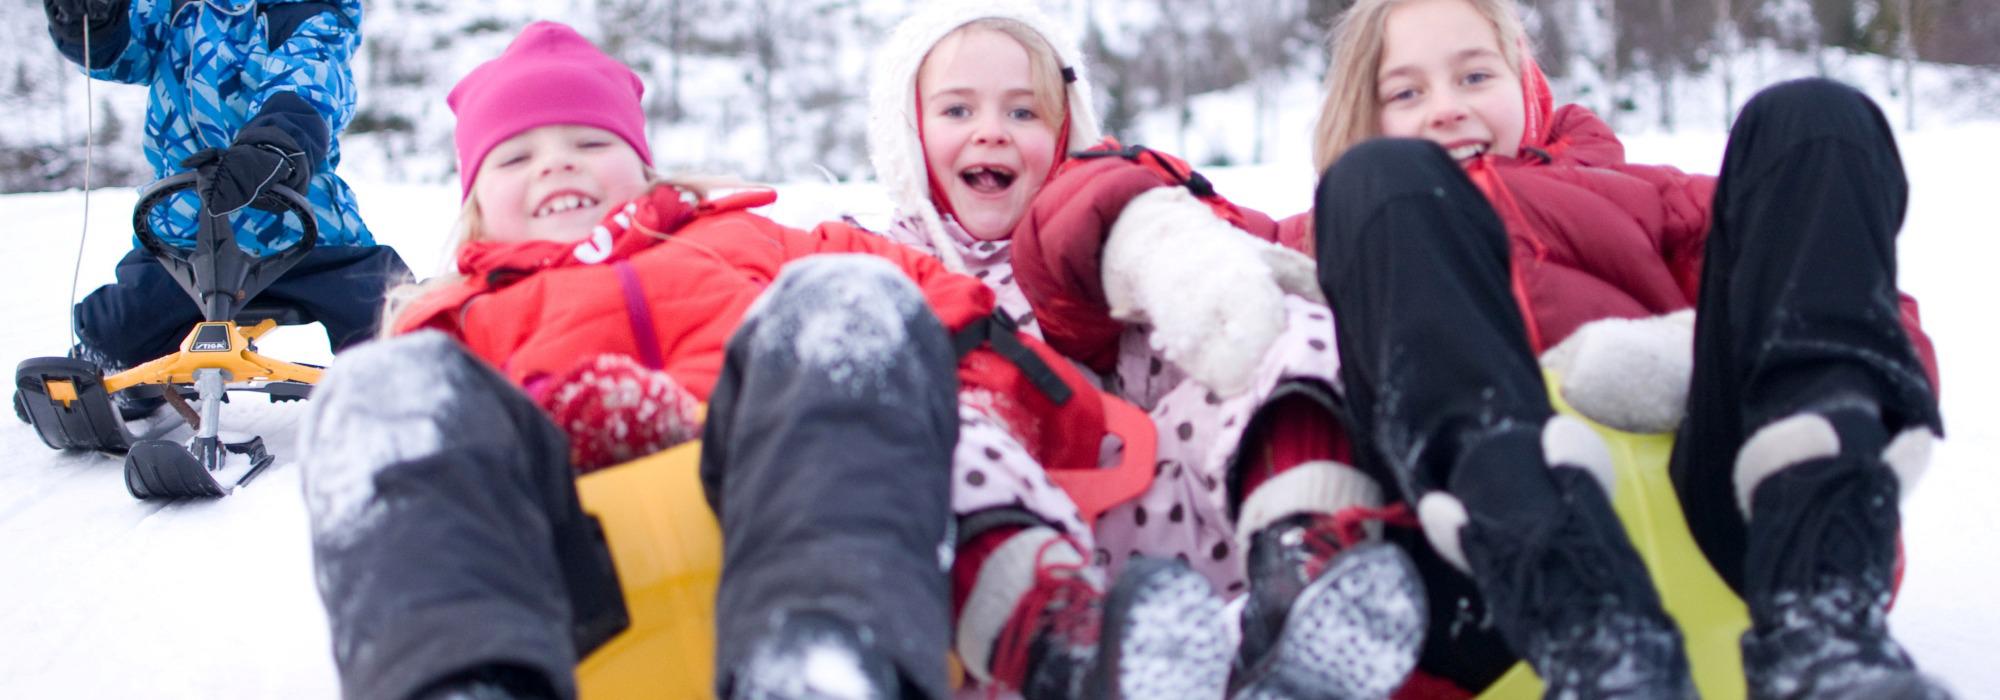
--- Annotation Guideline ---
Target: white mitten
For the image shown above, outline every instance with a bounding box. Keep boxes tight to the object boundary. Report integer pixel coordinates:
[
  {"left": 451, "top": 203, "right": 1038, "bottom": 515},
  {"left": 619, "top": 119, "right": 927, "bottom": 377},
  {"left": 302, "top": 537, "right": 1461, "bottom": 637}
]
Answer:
[
  {"left": 1258, "top": 244, "right": 1326, "bottom": 305},
  {"left": 1539, "top": 309, "right": 1695, "bottom": 434},
  {"left": 1103, "top": 187, "right": 1289, "bottom": 398}
]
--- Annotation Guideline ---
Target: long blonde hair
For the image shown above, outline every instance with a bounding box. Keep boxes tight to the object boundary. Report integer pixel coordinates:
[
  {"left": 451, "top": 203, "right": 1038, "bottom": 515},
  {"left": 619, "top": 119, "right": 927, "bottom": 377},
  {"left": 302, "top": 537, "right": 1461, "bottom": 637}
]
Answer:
[
  {"left": 1312, "top": 0, "right": 1532, "bottom": 172},
  {"left": 378, "top": 170, "right": 728, "bottom": 337}
]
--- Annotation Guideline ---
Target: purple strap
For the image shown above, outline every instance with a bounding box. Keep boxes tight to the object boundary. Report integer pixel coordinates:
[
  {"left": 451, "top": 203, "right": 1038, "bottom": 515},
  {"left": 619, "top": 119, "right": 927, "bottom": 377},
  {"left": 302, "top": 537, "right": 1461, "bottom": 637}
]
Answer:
[{"left": 615, "top": 261, "right": 665, "bottom": 370}]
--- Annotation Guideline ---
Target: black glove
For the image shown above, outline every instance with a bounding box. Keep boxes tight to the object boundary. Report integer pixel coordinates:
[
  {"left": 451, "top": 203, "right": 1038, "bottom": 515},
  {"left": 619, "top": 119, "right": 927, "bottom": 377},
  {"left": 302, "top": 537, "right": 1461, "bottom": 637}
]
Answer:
[
  {"left": 180, "top": 126, "right": 314, "bottom": 215},
  {"left": 44, "top": 0, "right": 128, "bottom": 46}
]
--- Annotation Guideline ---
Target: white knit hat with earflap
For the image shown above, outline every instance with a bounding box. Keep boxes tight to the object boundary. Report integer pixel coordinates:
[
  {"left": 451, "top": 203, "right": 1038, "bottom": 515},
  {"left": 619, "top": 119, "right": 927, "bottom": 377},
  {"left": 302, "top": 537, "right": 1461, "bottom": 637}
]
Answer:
[{"left": 866, "top": 0, "right": 1104, "bottom": 271}]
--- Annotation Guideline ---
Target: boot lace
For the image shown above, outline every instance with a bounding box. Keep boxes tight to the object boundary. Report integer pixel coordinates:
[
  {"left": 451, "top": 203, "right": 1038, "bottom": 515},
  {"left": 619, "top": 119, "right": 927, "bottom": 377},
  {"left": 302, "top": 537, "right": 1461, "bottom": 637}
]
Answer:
[
  {"left": 988, "top": 535, "right": 1100, "bottom": 696},
  {"left": 1300, "top": 502, "right": 1418, "bottom": 580}
]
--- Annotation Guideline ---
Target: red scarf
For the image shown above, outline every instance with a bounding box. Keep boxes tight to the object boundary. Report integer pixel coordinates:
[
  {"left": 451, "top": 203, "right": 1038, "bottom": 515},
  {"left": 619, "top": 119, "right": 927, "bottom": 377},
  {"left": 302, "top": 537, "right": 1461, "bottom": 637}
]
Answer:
[{"left": 395, "top": 186, "right": 776, "bottom": 335}]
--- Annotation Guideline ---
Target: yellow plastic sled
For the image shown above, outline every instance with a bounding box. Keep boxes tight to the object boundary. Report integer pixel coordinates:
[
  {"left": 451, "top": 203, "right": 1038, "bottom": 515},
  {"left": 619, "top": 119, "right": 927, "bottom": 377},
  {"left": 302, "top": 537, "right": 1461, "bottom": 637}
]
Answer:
[
  {"left": 567, "top": 378, "right": 1753, "bottom": 700},
  {"left": 568, "top": 396, "right": 1156, "bottom": 699},
  {"left": 572, "top": 441, "right": 719, "bottom": 699},
  {"left": 1477, "top": 376, "right": 1751, "bottom": 699}
]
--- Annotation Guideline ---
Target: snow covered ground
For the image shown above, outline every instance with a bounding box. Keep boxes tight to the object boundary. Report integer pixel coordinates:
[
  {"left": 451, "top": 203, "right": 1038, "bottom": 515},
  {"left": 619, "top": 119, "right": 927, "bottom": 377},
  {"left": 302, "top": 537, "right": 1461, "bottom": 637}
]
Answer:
[{"left": 3, "top": 121, "right": 1998, "bottom": 698}]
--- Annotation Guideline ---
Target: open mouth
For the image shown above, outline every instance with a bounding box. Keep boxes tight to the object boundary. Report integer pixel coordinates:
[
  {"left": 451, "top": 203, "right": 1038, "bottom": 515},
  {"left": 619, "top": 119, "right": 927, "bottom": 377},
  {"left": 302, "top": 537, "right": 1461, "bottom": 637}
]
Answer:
[
  {"left": 1447, "top": 143, "right": 1489, "bottom": 162},
  {"left": 960, "top": 166, "right": 1017, "bottom": 194},
  {"left": 533, "top": 192, "right": 601, "bottom": 219}
]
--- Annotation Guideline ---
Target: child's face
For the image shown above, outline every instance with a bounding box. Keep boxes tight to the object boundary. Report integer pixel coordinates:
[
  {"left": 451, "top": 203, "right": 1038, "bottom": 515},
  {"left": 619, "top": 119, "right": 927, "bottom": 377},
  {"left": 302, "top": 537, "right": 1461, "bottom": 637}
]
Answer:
[
  {"left": 1375, "top": 0, "right": 1526, "bottom": 162},
  {"left": 918, "top": 28, "right": 1059, "bottom": 241},
  {"left": 471, "top": 125, "right": 649, "bottom": 244}
]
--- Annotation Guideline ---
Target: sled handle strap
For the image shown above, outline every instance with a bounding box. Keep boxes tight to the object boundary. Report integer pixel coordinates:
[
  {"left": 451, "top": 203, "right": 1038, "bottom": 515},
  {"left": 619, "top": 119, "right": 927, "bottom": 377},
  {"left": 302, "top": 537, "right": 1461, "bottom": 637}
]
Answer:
[{"left": 952, "top": 309, "right": 1073, "bottom": 405}]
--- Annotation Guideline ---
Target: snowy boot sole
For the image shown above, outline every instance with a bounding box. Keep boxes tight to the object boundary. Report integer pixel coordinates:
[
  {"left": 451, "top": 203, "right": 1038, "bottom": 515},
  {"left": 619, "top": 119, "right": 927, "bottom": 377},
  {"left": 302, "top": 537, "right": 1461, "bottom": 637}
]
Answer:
[
  {"left": 1100, "top": 557, "right": 1233, "bottom": 699},
  {"left": 1232, "top": 542, "right": 1426, "bottom": 700}
]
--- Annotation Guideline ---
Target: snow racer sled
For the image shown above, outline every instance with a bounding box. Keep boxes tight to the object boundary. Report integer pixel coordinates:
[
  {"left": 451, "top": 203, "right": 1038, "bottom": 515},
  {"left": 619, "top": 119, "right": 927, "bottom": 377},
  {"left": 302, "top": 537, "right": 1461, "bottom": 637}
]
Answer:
[
  {"left": 15, "top": 171, "right": 323, "bottom": 500},
  {"left": 562, "top": 377, "right": 1752, "bottom": 698}
]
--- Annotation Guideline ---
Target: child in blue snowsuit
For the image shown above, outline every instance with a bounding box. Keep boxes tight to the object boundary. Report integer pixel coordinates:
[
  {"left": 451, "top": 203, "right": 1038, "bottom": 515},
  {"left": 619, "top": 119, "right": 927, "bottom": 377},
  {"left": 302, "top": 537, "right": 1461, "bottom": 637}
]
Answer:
[{"left": 45, "top": 0, "right": 409, "bottom": 415}]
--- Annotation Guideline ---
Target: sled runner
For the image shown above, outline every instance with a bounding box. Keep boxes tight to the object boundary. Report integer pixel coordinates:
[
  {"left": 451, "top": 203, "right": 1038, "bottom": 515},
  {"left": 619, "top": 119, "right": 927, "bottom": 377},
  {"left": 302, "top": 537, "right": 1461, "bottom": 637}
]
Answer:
[{"left": 15, "top": 171, "right": 323, "bottom": 500}]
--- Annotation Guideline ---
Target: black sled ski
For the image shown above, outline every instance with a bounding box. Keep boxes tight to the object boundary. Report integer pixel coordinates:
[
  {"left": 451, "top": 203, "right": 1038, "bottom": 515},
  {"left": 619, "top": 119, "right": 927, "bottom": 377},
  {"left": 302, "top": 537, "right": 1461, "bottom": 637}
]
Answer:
[
  {"left": 15, "top": 171, "right": 322, "bottom": 500},
  {"left": 16, "top": 356, "right": 133, "bottom": 453}
]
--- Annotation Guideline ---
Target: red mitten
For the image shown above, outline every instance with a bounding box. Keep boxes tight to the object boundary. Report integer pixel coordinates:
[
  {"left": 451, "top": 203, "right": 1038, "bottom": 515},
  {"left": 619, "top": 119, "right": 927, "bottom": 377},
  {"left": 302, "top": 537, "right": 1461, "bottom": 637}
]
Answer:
[{"left": 533, "top": 354, "right": 703, "bottom": 474}]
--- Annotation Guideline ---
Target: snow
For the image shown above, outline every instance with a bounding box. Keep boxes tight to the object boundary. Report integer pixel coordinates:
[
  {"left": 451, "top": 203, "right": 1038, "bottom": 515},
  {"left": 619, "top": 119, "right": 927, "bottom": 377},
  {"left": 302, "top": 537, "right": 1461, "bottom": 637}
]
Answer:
[
  {"left": 4, "top": 120, "right": 2000, "bottom": 697},
  {"left": 745, "top": 255, "right": 925, "bottom": 397},
  {"left": 295, "top": 333, "right": 466, "bottom": 549}
]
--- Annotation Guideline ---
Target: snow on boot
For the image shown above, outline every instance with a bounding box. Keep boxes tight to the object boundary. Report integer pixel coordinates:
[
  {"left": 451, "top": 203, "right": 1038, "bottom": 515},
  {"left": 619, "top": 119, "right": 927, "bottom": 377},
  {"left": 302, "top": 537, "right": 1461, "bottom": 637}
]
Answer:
[
  {"left": 1420, "top": 416, "right": 1694, "bottom": 699},
  {"left": 1229, "top": 462, "right": 1426, "bottom": 699},
  {"left": 411, "top": 665, "right": 560, "bottom": 700},
  {"left": 730, "top": 610, "right": 902, "bottom": 700},
  {"left": 961, "top": 528, "right": 1231, "bottom": 699},
  {"left": 1231, "top": 528, "right": 1425, "bottom": 700},
  {"left": 1735, "top": 407, "right": 1952, "bottom": 700}
]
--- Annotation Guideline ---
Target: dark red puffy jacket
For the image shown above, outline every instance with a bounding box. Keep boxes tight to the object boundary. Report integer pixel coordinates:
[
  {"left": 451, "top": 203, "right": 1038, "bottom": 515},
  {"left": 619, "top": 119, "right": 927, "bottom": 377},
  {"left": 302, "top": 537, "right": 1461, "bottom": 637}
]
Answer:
[{"left": 1472, "top": 105, "right": 1936, "bottom": 387}]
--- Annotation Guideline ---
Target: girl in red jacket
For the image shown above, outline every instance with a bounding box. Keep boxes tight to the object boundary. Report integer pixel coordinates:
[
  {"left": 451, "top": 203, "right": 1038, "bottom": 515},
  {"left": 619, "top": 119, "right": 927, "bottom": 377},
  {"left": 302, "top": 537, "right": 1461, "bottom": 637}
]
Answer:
[
  {"left": 295, "top": 22, "right": 1236, "bottom": 700},
  {"left": 1310, "top": 0, "right": 1948, "bottom": 697},
  {"left": 867, "top": 3, "right": 1428, "bottom": 697}
]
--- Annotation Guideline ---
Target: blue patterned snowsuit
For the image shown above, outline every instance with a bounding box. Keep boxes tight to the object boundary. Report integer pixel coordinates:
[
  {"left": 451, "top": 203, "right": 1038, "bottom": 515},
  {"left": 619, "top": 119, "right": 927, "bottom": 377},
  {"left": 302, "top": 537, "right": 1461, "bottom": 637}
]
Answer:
[
  {"left": 55, "top": 0, "right": 372, "bottom": 252},
  {"left": 54, "top": 0, "right": 408, "bottom": 367}
]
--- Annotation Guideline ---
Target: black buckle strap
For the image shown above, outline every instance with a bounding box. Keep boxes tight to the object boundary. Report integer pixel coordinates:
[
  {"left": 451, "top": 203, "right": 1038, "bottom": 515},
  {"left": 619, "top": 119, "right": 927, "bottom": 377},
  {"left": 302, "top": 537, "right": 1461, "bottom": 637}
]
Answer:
[
  {"left": 1069, "top": 144, "right": 1216, "bottom": 198},
  {"left": 953, "top": 309, "right": 1073, "bottom": 405}
]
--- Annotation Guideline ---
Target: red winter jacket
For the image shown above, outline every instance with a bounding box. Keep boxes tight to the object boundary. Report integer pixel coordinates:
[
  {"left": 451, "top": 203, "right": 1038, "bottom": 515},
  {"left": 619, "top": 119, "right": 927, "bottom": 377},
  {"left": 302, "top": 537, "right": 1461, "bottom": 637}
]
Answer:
[
  {"left": 1469, "top": 104, "right": 1713, "bottom": 351},
  {"left": 1010, "top": 141, "right": 1305, "bottom": 375},
  {"left": 1469, "top": 104, "right": 1937, "bottom": 387},
  {"left": 395, "top": 186, "right": 1114, "bottom": 473}
]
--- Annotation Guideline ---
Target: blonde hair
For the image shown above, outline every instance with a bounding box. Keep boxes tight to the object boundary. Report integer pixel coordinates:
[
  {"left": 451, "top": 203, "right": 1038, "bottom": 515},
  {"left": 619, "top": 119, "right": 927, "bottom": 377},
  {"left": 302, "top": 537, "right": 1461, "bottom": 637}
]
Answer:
[
  {"left": 1312, "top": 0, "right": 1531, "bottom": 172},
  {"left": 929, "top": 18, "right": 1071, "bottom": 139},
  {"left": 378, "top": 169, "right": 733, "bottom": 337}
]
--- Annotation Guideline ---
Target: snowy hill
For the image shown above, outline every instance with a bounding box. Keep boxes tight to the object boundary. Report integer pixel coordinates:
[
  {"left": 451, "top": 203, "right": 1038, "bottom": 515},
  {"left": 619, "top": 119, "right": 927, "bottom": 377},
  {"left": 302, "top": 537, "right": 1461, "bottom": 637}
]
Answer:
[{"left": 4, "top": 122, "right": 1999, "bottom": 696}]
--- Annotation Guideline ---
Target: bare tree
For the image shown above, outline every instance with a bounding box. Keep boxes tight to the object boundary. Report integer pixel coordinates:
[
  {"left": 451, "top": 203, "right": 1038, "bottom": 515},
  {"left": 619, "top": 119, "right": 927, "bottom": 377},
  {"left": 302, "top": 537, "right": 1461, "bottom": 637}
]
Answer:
[
  {"left": 1657, "top": 0, "right": 1677, "bottom": 130},
  {"left": 1216, "top": 0, "right": 1311, "bottom": 162},
  {"left": 1157, "top": 0, "right": 1192, "bottom": 154},
  {"left": 1716, "top": 0, "right": 1738, "bottom": 128},
  {"left": 1899, "top": 0, "right": 1917, "bottom": 129}
]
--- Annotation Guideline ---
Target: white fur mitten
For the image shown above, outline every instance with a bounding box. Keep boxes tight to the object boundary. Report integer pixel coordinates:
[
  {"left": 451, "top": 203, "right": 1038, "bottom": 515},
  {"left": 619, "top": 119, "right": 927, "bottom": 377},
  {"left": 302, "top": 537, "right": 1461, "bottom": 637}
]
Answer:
[
  {"left": 1538, "top": 309, "right": 1695, "bottom": 434},
  {"left": 1103, "top": 187, "right": 1301, "bottom": 398},
  {"left": 1258, "top": 244, "right": 1327, "bottom": 305}
]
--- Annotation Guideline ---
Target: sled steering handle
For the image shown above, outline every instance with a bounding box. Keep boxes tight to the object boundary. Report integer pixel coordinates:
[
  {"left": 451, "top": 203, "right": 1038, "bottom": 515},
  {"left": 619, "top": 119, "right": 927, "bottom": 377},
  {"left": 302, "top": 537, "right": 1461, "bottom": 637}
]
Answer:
[{"left": 130, "top": 172, "right": 320, "bottom": 256}]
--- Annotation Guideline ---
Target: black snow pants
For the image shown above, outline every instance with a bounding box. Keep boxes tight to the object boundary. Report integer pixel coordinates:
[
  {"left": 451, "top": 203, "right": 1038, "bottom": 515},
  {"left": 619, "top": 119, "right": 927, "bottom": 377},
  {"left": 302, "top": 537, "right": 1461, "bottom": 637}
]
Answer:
[
  {"left": 301, "top": 332, "right": 625, "bottom": 700},
  {"left": 701, "top": 255, "right": 959, "bottom": 700},
  {"left": 1312, "top": 77, "right": 1940, "bottom": 690},
  {"left": 74, "top": 244, "right": 412, "bottom": 367},
  {"left": 303, "top": 255, "right": 959, "bottom": 700}
]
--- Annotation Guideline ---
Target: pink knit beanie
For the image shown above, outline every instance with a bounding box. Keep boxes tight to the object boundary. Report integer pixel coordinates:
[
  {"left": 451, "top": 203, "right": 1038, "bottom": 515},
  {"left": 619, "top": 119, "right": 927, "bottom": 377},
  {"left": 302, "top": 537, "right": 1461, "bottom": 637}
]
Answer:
[{"left": 448, "top": 21, "right": 652, "bottom": 197}]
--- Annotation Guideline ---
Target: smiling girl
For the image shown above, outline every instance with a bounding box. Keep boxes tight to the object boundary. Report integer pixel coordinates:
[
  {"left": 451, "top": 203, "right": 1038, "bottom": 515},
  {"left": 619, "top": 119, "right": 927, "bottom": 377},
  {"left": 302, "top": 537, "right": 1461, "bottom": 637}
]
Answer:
[
  {"left": 1309, "top": 0, "right": 1947, "bottom": 696},
  {"left": 867, "top": 3, "right": 1432, "bottom": 698}
]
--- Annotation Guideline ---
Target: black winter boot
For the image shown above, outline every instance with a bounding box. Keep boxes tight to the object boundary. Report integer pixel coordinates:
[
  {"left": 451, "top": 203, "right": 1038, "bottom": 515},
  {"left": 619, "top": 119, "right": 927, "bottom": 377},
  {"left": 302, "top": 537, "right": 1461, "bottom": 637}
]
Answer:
[
  {"left": 729, "top": 610, "right": 902, "bottom": 700},
  {"left": 967, "top": 531, "right": 1231, "bottom": 699},
  {"left": 1736, "top": 407, "right": 1951, "bottom": 700},
  {"left": 1230, "top": 504, "right": 1426, "bottom": 699},
  {"left": 69, "top": 342, "right": 165, "bottom": 420},
  {"left": 1424, "top": 417, "right": 1694, "bottom": 699}
]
